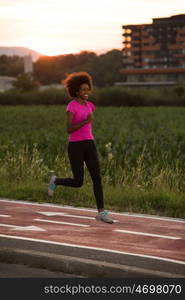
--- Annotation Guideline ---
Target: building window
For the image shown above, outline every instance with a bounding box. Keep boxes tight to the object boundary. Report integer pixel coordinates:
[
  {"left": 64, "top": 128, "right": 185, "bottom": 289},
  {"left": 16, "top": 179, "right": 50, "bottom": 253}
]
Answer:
[
  {"left": 125, "top": 29, "right": 132, "bottom": 34},
  {"left": 125, "top": 36, "right": 131, "bottom": 42},
  {"left": 125, "top": 43, "right": 131, "bottom": 48},
  {"left": 126, "top": 51, "right": 131, "bottom": 56}
]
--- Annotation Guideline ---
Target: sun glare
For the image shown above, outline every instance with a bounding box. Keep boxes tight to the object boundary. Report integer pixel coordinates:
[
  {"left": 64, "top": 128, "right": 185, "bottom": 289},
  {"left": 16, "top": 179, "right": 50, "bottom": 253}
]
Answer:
[
  {"left": 23, "top": 38, "right": 72, "bottom": 56},
  {"left": 34, "top": 46, "right": 67, "bottom": 56},
  {"left": 1, "top": 0, "right": 185, "bottom": 56}
]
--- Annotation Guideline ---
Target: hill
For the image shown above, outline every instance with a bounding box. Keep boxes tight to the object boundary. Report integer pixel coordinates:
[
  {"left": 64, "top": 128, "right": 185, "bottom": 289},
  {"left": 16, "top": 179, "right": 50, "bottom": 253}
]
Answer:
[{"left": 0, "top": 46, "right": 42, "bottom": 62}]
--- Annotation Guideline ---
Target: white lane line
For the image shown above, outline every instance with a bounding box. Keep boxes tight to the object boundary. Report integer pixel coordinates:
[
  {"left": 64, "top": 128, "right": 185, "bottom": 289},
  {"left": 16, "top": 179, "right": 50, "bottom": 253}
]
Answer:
[
  {"left": 0, "top": 214, "right": 10, "bottom": 218},
  {"left": 113, "top": 229, "right": 181, "bottom": 240},
  {"left": 0, "top": 223, "right": 46, "bottom": 231},
  {"left": 34, "top": 218, "right": 90, "bottom": 228},
  {"left": 38, "top": 211, "right": 95, "bottom": 220},
  {"left": 0, "top": 234, "right": 185, "bottom": 266},
  {"left": 1, "top": 199, "right": 184, "bottom": 223},
  {"left": 117, "top": 213, "right": 185, "bottom": 223},
  {"left": 0, "top": 224, "right": 16, "bottom": 229},
  {"left": 38, "top": 211, "right": 119, "bottom": 222}
]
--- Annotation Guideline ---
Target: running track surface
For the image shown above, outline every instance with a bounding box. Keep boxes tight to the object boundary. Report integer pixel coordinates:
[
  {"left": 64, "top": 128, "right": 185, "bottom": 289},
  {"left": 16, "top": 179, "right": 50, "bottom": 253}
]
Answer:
[{"left": 0, "top": 199, "right": 185, "bottom": 266}]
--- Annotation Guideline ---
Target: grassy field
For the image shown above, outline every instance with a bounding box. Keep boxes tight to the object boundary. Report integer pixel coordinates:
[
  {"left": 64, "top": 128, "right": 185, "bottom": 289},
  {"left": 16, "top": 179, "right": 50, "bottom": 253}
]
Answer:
[{"left": 0, "top": 105, "right": 185, "bottom": 218}]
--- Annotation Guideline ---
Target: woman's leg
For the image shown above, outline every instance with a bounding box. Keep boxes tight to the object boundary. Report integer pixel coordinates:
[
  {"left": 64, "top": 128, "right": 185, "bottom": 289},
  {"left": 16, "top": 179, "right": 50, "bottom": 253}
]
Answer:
[
  {"left": 84, "top": 141, "right": 104, "bottom": 210},
  {"left": 55, "top": 142, "right": 84, "bottom": 187}
]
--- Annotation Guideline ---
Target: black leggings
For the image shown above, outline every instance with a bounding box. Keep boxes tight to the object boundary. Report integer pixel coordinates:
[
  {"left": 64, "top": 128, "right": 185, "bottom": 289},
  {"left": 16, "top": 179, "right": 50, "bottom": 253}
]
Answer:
[{"left": 55, "top": 140, "right": 104, "bottom": 209}]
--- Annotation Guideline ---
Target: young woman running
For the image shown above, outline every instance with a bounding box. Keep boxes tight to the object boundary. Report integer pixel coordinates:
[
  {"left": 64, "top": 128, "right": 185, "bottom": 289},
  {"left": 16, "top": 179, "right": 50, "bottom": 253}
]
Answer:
[{"left": 48, "top": 72, "right": 113, "bottom": 224}]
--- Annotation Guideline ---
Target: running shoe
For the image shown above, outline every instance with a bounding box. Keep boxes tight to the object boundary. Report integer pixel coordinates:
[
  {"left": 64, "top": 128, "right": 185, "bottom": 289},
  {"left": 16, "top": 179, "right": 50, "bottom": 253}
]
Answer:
[
  {"left": 48, "top": 175, "right": 57, "bottom": 196},
  {"left": 96, "top": 211, "right": 114, "bottom": 224}
]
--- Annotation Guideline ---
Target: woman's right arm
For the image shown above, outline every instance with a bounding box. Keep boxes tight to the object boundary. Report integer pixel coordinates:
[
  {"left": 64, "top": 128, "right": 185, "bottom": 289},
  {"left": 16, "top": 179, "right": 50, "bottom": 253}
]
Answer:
[{"left": 66, "top": 112, "right": 93, "bottom": 133}]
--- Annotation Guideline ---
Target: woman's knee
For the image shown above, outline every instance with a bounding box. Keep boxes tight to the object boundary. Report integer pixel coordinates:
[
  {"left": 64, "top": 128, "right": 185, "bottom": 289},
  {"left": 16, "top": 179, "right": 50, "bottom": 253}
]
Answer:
[{"left": 74, "top": 178, "right": 83, "bottom": 187}]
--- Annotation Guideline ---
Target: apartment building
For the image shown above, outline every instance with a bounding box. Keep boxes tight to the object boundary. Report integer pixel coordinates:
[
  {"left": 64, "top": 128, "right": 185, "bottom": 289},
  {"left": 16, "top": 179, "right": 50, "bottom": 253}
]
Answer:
[{"left": 121, "top": 14, "right": 185, "bottom": 83}]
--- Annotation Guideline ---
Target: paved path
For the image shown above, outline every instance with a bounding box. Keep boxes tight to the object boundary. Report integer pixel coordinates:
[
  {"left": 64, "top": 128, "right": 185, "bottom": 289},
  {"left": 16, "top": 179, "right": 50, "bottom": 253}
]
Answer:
[
  {"left": 0, "top": 199, "right": 185, "bottom": 277},
  {"left": 0, "top": 262, "right": 81, "bottom": 278}
]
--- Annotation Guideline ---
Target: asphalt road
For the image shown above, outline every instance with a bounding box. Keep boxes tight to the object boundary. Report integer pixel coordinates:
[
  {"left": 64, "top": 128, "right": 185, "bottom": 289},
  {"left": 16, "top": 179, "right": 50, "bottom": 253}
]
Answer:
[{"left": 0, "top": 262, "right": 84, "bottom": 278}]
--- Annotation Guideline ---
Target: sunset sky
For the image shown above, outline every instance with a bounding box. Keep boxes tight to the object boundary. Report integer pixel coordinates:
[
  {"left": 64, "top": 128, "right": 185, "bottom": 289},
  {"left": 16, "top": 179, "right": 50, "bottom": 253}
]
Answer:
[{"left": 0, "top": 0, "right": 185, "bottom": 56}]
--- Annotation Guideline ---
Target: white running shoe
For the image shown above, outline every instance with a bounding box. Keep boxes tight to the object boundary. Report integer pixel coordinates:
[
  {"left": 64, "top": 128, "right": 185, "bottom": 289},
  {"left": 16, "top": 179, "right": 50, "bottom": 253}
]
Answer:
[
  {"left": 48, "top": 175, "right": 57, "bottom": 197},
  {"left": 96, "top": 211, "right": 114, "bottom": 224}
]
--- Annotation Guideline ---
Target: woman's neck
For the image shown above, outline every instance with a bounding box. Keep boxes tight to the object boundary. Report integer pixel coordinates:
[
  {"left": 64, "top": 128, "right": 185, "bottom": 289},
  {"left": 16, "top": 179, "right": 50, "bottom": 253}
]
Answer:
[{"left": 76, "top": 97, "right": 86, "bottom": 105}]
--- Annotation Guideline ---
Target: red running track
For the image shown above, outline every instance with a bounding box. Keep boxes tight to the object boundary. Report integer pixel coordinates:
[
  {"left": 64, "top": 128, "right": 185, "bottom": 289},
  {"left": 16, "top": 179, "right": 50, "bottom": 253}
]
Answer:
[{"left": 0, "top": 199, "right": 185, "bottom": 265}]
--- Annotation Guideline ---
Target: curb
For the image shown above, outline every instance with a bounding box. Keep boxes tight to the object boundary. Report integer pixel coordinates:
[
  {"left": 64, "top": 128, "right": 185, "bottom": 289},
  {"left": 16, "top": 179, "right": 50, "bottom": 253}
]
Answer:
[{"left": 0, "top": 247, "right": 184, "bottom": 278}]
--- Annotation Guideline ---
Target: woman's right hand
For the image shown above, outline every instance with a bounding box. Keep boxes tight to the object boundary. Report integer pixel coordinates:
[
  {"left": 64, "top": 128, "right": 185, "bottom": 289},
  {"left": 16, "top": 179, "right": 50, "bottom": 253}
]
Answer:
[
  {"left": 67, "top": 111, "right": 94, "bottom": 133},
  {"left": 86, "top": 113, "right": 94, "bottom": 123}
]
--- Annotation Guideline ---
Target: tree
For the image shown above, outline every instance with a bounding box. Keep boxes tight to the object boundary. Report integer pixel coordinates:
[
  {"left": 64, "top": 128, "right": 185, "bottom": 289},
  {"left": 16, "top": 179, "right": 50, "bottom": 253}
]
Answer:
[
  {"left": 13, "top": 73, "right": 39, "bottom": 92},
  {"left": 2, "top": 49, "right": 124, "bottom": 87},
  {"left": 0, "top": 55, "right": 24, "bottom": 76}
]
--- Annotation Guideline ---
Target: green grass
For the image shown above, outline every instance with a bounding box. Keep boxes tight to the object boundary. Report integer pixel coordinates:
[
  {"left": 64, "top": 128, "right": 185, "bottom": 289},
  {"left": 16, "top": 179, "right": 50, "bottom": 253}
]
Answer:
[{"left": 0, "top": 105, "right": 185, "bottom": 218}]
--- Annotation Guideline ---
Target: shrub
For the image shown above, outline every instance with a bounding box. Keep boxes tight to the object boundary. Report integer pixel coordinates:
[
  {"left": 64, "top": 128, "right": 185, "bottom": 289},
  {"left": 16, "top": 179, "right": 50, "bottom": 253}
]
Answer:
[
  {"left": 0, "top": 88, "right": 68, "bottom": 105},
  {"left": 0, "top": 85, "right": 185, "bottom": 106}
]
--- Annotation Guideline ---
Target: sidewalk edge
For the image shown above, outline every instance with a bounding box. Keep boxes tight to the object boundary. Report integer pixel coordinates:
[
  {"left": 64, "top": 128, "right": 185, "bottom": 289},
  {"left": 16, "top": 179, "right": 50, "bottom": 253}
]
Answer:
[{"left": 0, "top": 247, "right": 184, "bottom": 278}]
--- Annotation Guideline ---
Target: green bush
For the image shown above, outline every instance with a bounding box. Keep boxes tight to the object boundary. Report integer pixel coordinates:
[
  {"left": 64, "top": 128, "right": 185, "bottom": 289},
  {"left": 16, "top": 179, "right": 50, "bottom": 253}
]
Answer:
[
  {"left": 95, "top": 87, "right": 144, "bottom": 106},
  {"left": 0, "top": 85, "right": 185, "bottom": 106},
  {"left": 0, "top": 88, "right": 68, "bottom": 105}
]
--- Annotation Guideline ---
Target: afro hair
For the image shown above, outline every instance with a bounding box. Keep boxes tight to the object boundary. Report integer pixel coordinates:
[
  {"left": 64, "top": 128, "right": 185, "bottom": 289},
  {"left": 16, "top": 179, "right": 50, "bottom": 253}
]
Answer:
[{"left": 63, "top": 72, "right": 92, "bottom": 98}]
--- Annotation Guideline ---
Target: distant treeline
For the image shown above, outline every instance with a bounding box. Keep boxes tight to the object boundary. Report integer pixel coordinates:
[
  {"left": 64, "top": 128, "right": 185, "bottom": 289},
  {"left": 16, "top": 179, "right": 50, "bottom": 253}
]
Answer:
[
  {"left": 1, "top": 50, "right": 185, "bottom": 106},
  {"left": 0, "top": 85, "right": 185, "bottom": 106},
  {"left": 0, "top": 50, "right": 124, "bottom": 87}
]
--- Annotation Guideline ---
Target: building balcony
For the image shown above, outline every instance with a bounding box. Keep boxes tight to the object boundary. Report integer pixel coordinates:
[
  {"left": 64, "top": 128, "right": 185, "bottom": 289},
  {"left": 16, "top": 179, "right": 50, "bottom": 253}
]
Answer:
[{"left": 168, "top": 44, "right": 185, "bottom": 50}]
